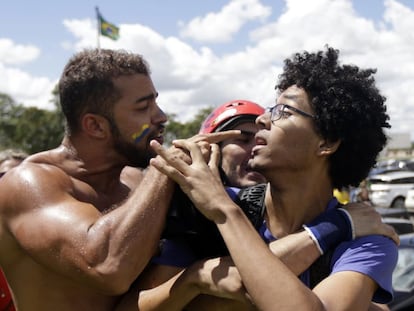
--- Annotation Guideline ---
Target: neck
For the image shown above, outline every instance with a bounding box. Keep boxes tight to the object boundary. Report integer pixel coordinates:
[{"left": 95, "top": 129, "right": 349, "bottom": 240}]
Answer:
[
  {"left": 264, "top": 171, "right": 333, "bottom": 238},
  {"left": 60, "top": 137, "right": 125, "bottom": 194}
]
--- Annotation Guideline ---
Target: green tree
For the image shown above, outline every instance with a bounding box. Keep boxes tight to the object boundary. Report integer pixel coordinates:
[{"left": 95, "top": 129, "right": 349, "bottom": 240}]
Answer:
[
  {"left": 0, "top": 92, "right": 64, "bottom": 154},
  {"left": 164, "top": 107, "right": 213, "bottom": 145},
  {"left": 1, "top": 89, "right": 215, "bottom": 152},
  {"left": 0, "top": 93, "right": 21, "bottom": 148}
]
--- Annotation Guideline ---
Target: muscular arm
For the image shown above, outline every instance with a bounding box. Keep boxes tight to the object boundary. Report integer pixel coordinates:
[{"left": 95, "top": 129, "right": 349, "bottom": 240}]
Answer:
[
  {"left": 0, "top": 132, "right": 242, "bottom": 296},
  {"left": 2, "top": 163, "right": 174, "bottom": 294},
  {"left": 117, "top": 257, "right": 255, "bottom": 311},
  {"left": 117, "top": 204, "right": 395, "bottom": 310},
  {"left": 115, "top": 229, "right": 320, "bottom": 311}
]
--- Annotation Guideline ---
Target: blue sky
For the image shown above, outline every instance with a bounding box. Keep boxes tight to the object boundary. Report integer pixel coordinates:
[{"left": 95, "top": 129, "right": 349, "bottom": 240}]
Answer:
[{"left": 1, "top": 0, "right": 414, "bottom": 139}]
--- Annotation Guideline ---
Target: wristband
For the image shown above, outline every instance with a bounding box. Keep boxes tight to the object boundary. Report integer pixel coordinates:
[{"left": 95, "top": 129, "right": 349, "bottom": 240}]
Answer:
[
  {"left": 337, "top": 208, "right": 356, "bottom": 239},
  {"left": 303, "top": 207, "right": 353, "bottom": 255}
]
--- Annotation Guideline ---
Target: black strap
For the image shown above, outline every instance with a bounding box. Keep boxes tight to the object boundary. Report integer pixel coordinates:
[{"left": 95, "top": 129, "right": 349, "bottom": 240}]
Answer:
[
  {"left": 235, "top": 183, "right": 267, "bottom": 230},
  {"left": 309, "top": 250, "right": 333, "bottom": 289},
  {"left": 162, "top": 184, "right": 268, "bottom": 259}
]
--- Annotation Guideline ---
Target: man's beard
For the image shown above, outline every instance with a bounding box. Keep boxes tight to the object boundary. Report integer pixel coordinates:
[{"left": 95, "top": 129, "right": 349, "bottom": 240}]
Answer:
[{"left": 111, "top": 124, "right": 156, "bottom": 168}]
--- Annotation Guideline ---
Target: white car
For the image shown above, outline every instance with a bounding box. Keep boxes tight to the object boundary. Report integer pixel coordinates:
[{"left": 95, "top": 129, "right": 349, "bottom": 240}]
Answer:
[
  {"left": 368, "top": 171, "right": 414, "bottom": 208},
  {"left": 405, "top": 189, "right": 414, "bottom": 212}
]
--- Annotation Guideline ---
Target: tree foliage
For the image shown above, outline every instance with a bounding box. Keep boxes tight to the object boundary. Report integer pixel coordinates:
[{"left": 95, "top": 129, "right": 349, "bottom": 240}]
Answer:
[
  {"left": 164, "top": 107, "right": 213, "bottom": 146},
  {"left": 0, "top": 91, "right": 64, "bottom": 154},
  {"left": 0, "top": 89, "right": 214, "bottom": 153}
]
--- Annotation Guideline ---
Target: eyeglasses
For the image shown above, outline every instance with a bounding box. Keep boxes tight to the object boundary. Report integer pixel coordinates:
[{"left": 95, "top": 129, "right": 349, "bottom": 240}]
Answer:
[{"left": 266, "top": 104, "right": 314, "bottom": 123}]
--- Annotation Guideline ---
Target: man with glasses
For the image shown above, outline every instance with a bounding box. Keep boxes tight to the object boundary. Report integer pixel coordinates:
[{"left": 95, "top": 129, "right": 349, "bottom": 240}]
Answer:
[
  {"left": 266, "top": 103, "right": 315, "bottom": 120},
  {"left": 149, "top": 46, "right": 397, "bottom": 310},
  {"left": 117, "top": 91, "right": 397, "bottom": 310}
]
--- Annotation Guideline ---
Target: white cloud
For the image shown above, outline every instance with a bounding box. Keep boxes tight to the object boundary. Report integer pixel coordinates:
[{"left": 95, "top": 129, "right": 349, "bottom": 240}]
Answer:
[
  {"left": 384, "top": 0, "right": 414, "bottom": 36},
  {"left": 0, "top": 39, "right": 40, "bottom": 65},
  {"left": 245, "top": 0, "right": 414, "bottom": 138},
  {"left": 62, "top": 19, "right": 103, "bottom": 51},
  {"left": 179, "top": 0, "right": 271, "bottom": 43},
  {"left": 1, "top": 0, "right": 414, "bottom": 139},
  {"left": 0, "top": 62, "right": 56, "bottom": 109},
  {"left": 0, "top": 39, "right": 55, "bottom": 110}
]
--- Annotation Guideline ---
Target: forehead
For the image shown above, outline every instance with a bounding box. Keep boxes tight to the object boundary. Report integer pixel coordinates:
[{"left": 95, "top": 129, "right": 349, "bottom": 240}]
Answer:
[
  {"left": 230, "top": 121, "right": 259, "bottom": 133},
  {"left": 113, "top": 74, "right": 156, "bottom": 99},
  {"left": 221, "top": 122, "right": 259, "bottom": 146},
  {"left": 277, "top": 85, "right": 309, "bottom": 107}
]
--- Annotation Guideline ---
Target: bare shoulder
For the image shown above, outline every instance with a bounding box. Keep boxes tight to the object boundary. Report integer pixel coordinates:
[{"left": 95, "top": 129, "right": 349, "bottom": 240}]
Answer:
[
  {"left": 0, "top": 151, "right": 101, "bottom": 264},
  {"left": 0, "top": 155, "right": 79, "bottom": 263},
  {"left": 0, "top": 156, "right": 74, "bottom": 214},
  {"left": 121, "top": 166, "right": 145, "bottom": 189}
]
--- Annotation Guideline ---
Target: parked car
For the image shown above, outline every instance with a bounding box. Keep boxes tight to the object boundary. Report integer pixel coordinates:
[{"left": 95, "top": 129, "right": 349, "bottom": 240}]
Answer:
[
  {"left": 403, "top": 160, "right": 414, "bottom": 171},
  {"left": 368, "top": 171, "right": 414, "bottom": 208},
  {"left": 369, "top": 159, "right": 414, "bottom": 176},
  {"left": 404, "top": 189, "right": 414, "bottom": 213},
  {"left": 388, "top": 233, "right": 414, "bottom": 310},
  {"left": 382, "top": 217, "right": 414, "bottom": 235},
  {"left": 376, "top": 207, "right": 410, "bottom": 219}
]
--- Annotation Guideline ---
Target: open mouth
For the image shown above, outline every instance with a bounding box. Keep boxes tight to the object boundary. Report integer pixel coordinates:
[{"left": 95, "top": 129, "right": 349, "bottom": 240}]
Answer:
[
  {"left": 251, "top": 135, "right": 266, "bottom": 155},
  {"left": 255, "top": 136, "right": 266, "bottom": 145},
  {"left": 152, "top": 134, "right": 164, "bottom": 145}
]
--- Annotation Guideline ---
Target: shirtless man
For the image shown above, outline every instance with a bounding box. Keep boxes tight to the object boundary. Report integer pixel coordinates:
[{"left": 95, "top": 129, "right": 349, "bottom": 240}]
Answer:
[{"left": 0, "top": 48, "right": 236, "bottom": 311}]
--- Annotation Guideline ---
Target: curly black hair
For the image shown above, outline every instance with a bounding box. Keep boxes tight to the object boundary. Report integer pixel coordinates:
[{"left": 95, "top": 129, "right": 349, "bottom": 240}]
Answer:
[
  {"left": 276, "top": 46, "right": 390, "bottom": 188},
  {"left": 59, "top": 48, "right": 150, "bottom": 134}
]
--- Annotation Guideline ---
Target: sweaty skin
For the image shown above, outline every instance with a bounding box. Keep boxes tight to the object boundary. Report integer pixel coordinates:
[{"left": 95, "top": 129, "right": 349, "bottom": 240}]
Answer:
[
  {"left": 0, "top": 73, "right": 174, "bottom": 311},
  {"left": 0, "top": 68, "right": 242, "bottom": 311}
]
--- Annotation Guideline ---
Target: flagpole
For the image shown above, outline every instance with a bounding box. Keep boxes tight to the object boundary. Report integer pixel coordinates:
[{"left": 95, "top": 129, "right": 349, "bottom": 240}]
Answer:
[{"left": 95, "top": 6, "right": 101, "bottom": 49}]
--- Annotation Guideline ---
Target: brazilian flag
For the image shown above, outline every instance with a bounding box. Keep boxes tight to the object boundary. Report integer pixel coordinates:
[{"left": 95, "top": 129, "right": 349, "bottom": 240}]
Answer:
[{"left": 97, "top": 9, "right": 119, "bottom": 40}]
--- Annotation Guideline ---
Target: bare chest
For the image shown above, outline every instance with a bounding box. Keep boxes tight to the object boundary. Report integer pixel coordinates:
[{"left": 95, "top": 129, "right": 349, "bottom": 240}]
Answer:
[{"left": 71, "top": 179, "right": 131, "bottom": 213}]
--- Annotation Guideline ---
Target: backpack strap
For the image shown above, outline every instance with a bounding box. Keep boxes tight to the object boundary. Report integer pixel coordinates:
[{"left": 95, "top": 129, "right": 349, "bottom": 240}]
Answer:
[
  {"left": 308, "top": 249, "right": 334, "bottom": 289},
  {"left": 162, "top": 184, "right": 267, "bottom": 259},
  {"left": 235, "top": 183, "right": 267, "bottom": 229}
]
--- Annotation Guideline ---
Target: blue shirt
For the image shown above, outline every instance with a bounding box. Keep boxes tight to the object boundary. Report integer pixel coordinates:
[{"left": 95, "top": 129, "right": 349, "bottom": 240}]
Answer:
[
  {"left": 154, "top": 188, "right": 398, "bottom": 303},
  {"left": 259, "top": 219, "right": 397, "bottom": 303}
]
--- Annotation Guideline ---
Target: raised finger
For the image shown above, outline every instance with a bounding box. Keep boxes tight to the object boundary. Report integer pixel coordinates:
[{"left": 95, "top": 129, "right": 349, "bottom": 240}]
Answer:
[
  {"left": 173, "top": 139, "right": 208, "bottom": 167},
  {"left": 197, "top": 141, "right": 212, "bottom": 162},
  {"left": 208, "top": 143, "right": 221, "bottom": 180},
  {"left": 187, "top": 130, "right": 242, "bottom": 144},
  {"left": 150, "top": 140, "right": 190, "bottom": 172},
  {"left": 150, "top": 155, "right": 188, "bottom": 185}
]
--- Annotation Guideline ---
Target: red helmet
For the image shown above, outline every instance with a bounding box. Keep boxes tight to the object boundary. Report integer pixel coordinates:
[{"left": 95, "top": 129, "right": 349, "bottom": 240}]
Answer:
[{"left": 199, "top": 100, "right": 265, "bottom": 134}]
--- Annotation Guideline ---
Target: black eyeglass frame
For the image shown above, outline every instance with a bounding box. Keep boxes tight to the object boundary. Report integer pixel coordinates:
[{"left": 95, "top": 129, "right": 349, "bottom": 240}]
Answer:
[{"left": 266, "top": 104, "right": 315, "bottom": 122}]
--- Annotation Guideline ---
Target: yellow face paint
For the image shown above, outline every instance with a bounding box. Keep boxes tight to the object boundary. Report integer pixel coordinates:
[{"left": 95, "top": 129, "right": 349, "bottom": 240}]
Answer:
[{"left": 132, "top": 124, "right": 150, "bottom": 143}]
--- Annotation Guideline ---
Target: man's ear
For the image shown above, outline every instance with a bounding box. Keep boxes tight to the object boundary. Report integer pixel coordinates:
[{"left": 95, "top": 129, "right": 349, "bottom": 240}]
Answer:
[
  {"left": 318, "top": 139, "right": 341, "bottom": 156},
  {"left": 81, "top": 113, "right": 110, "bottom": 139}
]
